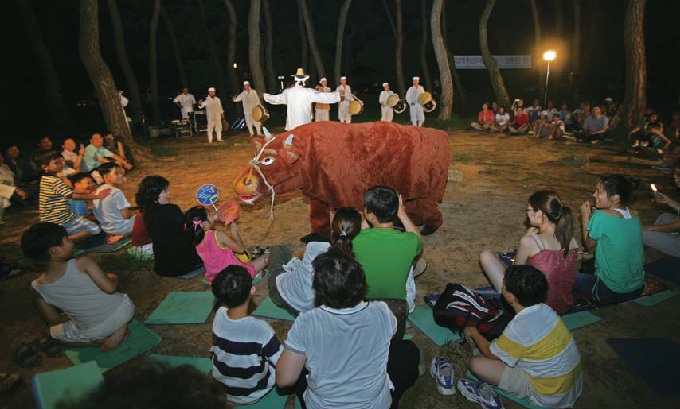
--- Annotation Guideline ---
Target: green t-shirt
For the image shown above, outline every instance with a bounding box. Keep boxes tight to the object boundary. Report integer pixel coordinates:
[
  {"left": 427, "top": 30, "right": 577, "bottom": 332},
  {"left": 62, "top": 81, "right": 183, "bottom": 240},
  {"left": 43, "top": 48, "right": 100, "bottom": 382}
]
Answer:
[
  {"left": 586, "top": 210, "right": 645, "bottom": 293},
  {"left": 353, "top": 228, "right": 422, "bottom": 300}
]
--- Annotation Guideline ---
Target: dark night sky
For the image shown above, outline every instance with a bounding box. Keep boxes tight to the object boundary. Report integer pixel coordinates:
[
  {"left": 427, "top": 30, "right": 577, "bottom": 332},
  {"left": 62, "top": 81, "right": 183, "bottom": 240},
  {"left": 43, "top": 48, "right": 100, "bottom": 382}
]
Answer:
[{"left": 2, "top": 0, "right": 679, "bottom": 143}]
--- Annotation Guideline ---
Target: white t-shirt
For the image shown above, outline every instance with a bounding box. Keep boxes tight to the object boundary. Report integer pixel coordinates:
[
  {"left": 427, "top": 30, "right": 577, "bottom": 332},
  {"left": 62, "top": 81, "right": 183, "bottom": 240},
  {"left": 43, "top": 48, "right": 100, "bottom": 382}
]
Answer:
[
  {"left": 285, "top": 301, "right": 397, "bottom": 409},
  {"left": 173, "top": 93, "right": 196, "bottom": 118},
  {"left": 276, "top": 242, "right": 330, "bottom": 313},
  {"left": 495, "top": 113, "right": 510, "bottom": 126},
  {"left": 93, "top": 184, "right": 135, "bottom": 235}
]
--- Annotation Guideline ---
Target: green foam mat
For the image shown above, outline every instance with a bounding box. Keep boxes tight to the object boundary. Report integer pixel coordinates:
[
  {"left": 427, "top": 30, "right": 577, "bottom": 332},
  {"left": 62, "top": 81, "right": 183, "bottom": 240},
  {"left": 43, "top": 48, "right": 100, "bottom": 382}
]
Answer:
[
  {"left": 84, "top": 238, "right": 132, "bottom": 254},
  {"left": 234, "top": 387, "right": 290, "bottom": 408},
  {"left": 32, "top": 361, "right": 104, "bottom": 409},
  {"left": 64, "top": 319, "right": 162, "bottom": 372},
  {"left": 633, "top": 290, "right": 678, "bottom": 307},
  {"left": 145, "top": 354, "right": 212, "bottom": 375},
  {"left": 146, "top": 292, "right": 215, "bottom": 324},
  {"left": 561, "top": 310, "right": 600, "bottom": 330},
  {"left": 252, "top": 296, "right": 296, "bottom": 322},
  {"left": 466, "top": 371, "right": 544, "bottom": 409},
  {"left": 407, "top": 305, "right": 461, "bottom": 346},
  {"left": 175, "top": 267, "right": 205, "bottom": 280}
]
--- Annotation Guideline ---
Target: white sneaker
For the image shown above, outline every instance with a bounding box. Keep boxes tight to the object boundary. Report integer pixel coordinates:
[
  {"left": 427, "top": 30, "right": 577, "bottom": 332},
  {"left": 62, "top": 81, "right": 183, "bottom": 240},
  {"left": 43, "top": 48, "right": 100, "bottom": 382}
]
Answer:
[
  {"left": 413, "top": 259, "right": 427, "bottom": 279},
  {"left": 430, "top": 357, "right": 455, "bottom": 395}
]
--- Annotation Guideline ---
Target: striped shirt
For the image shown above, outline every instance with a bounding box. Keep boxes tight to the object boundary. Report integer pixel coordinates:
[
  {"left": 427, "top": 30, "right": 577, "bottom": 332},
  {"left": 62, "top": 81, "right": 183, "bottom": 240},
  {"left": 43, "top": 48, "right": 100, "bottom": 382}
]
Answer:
[
  {"left": 210, "top": 307, "right": 282, "bottom": 405},
  {"left": 39, "top": 174, "right": 76, "bottom": 224},
  {"left": 490, "top": 304, "right": 583, "bottom": 408}
]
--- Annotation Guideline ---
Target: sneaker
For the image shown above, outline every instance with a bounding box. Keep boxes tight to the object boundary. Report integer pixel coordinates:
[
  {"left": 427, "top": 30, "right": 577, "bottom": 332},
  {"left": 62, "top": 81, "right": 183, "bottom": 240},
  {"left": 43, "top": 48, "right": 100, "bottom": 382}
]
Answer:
[
  {"left": 430, "top": 357, "right": 455, "bottom": 395},
  {"left": 413, "top": 259, "right": 427, "bottom": 279},
  {"left": 457, "top": 378, "right": 504, "bottom": 409}
]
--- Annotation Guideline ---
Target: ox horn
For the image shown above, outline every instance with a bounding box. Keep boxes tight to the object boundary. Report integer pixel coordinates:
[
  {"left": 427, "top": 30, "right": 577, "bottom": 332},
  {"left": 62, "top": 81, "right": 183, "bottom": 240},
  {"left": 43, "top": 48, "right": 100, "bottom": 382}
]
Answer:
[{"left": 284, "top": 134, "right": 295, "bottom": 146}]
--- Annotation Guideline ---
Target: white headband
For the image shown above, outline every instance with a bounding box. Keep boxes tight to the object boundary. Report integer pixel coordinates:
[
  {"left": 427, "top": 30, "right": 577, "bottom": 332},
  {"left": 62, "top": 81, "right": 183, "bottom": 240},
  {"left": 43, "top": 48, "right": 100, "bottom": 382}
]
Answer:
[
  {"left": 340, "top": 76, "right": 347, "bottom": 80},
  {"left": 382, "top": 83, "right": 389, "bottom": 87},
  {"left": 243, "top": 81, "right": 249, "bottom": 85},
  {"left": 413, "top": 77, "right": 420, "bottom": 81},
  {"left": 319, "top": 78, "right": 327, "bottom": 83}
]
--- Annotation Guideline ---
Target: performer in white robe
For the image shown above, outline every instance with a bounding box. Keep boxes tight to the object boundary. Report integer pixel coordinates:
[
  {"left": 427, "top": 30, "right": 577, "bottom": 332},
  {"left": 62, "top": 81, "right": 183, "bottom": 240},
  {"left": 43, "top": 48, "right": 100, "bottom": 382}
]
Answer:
[
  {"left": 198, "top": 87, "right": 224, "bottom": 143},
  {"left": 173, "top": 87, "right": 197, "bottom": 132},
  {"left": 119, "top": 91, "right": 130, "bottom": 130},
  {"left": 264, "top": 68, "right": 340, "bottom": 131},
  {"left": 233, "top": 81, "right": 262, "bottom": 136},
  {"left": 314, "top": 78, "right": 331, "bottom": 122},
  {"left": 405, "top": 77, "right": 425, "bottom": 127},
  {"left": 379, "top": 82, "right": 394, "bottom": 122},
  {"left": 336, "top": 76, "right": 354, "bottom": 123}
]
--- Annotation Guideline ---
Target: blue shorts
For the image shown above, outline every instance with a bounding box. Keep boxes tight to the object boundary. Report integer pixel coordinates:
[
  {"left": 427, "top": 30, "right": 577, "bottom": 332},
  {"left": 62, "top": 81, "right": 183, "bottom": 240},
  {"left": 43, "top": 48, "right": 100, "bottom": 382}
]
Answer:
[{"left": 63, "top": 216, "right": 100, "bottom": 236}]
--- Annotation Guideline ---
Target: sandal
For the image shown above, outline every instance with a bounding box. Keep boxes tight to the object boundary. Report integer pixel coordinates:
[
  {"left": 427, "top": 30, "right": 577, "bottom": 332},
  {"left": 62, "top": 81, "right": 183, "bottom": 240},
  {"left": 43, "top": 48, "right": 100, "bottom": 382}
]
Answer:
[
  {"left": 0, "top": 372, "right": 22, "bottom": 395},
  {"left": 33, "top": 336, "right": 63, "bottom": 358},
  {"left": 13, "top": 343, "right": 41, "bottom": 368}
]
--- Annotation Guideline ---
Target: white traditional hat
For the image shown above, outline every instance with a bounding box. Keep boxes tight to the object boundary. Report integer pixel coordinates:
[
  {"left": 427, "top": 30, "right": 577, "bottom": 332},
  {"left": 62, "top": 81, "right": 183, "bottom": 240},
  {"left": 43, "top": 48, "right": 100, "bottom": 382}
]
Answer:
[
  {"left": 604, "top": 97, "right": 613, "bottom": 102},
  {"left": 292, "top": 68, "right": 309, "bottom": 84},
  {"left": 208, "top": 87, "right": 216, "bottom": 92},
  {"left": 319, "top": 78, "right": 327, "bottom": 83},
  {"left": 243, "top": 81, "right": 250, "bottom": 85},
  {"left": 413, "top": 76, "right": 420, "bottom": 81},
  {"left": 340, "top": 76, "right": 347, "bottom": 81},
  {"left": 382, "top": 82, "right": 389, "bottom": 87}
]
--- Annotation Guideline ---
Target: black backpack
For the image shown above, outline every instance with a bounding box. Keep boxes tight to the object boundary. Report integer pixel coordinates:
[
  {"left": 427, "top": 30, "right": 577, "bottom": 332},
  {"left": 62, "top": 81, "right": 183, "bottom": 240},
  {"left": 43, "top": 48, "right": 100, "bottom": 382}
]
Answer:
[{"left": 431, "top": 283, "right": 512, "bottom": 341}]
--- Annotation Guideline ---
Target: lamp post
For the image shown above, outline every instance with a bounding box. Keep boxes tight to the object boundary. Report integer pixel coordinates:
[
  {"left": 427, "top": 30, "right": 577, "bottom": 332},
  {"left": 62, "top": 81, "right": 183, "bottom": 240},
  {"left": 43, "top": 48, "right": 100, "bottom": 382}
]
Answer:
[{"left": 542, "top": 50, "right": 556, "bottom": 108}]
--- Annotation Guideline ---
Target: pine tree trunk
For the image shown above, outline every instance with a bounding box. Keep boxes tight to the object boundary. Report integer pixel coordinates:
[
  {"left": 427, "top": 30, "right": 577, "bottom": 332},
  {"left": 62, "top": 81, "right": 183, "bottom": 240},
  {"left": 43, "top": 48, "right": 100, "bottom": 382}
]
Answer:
[
  {"left": 196, "top": 0, "right": 226, "bottom": 97},
  {"left": 79, "top": 0, "right": 139, "bottom": 151},
  {"left": 431, "top": 0, "right": 453, "bottom": 120},
  {"left": 395, "top": 0, "right": 406, "bottom": 96},
  {"left": 17, "top": 0, "right": 74, "bottom": 130},
  {"left": 441, "top": 1, "right": 467, "bottom": 107},
  {"left": 148, "top": 0, "right": 161, "bottom": 125},
  {"left": 623, "top": 0, "right": 647, "bottom": 131},
  {"left": 381, "top": 0, "right": 397, "bottom": 39},
  {"left": 298, "top": 0, "right": 325, "bottom": 79},
  {"left": 419, "top": 0, "right": 432, "bottom": 91},
  {"left": 262, "top": 0, "right": 276, "bottom": 93},
  {"left": 107, "top": 0, "right": 144, "bottom": 123},
  {"left": 248, "top": 0, "right": 266, "bottom": 93},
  {"left": 224, "top": 0, "right": 239, "bottom": 96},
  {"left": 479, "top": 0, "right": 510, "bottom": 108},
  {"left": 334, "top": 0, "right": 352, "bottom": 86},
  {"left": 530, "top": 0, "right": 543, "bottom": 95},
  {"left": 160, "top": 8, "right": 187, "bottom": 90}
]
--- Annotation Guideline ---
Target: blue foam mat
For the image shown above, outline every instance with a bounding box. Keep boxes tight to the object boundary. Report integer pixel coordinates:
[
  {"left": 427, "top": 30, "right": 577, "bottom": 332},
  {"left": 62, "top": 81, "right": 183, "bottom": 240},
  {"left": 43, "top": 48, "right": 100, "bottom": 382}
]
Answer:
[
  {"left": 146, "top": 292, "right": 215, "bottom": 324},
  {"left": 633, "top": 289, "right": 678, "bottom": 307},
  {"left": 252, "top": 296, "right": 296, "bottom": 322},
  {"left": 32, "top": 361, "right": 104, "bottom": 409}
]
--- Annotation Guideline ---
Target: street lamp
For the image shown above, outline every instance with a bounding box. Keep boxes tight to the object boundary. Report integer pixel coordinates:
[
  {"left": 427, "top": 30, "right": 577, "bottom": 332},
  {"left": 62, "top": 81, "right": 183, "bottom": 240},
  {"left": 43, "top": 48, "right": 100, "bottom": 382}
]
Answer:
[
  {"left": 233, "top": 63, "right": 238, "bottom": 69},
  {"left": 542, "top": 50, "right": 556, "bottom": 108}
]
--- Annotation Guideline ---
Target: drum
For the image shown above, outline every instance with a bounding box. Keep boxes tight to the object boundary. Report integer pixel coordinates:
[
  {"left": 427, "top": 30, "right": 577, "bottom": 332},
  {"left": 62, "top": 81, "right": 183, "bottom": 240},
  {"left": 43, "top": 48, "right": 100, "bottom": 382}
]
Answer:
[
  {"left": 349, "top": 100, "right": 364, "bottom": 115},
  {"left": 417, "top": 91, "right": 433, "bottom": 106},
  {"left": 386, "top": 94, "right": 400, "bottom": 107},
  {"left": 423, "top": 100, "right": 437, "bottom": 113},
  {"left": 393, "top": 100, "right": 407, "bottom": 114},
  {"left": 252, "top": 105, "right": 270, "bottom": 123}
]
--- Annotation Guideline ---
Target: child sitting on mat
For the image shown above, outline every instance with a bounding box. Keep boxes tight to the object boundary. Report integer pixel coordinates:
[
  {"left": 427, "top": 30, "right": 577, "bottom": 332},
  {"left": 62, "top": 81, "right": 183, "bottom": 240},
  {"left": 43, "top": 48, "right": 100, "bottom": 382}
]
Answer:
[
  {"left": 576, "top": 175, "right": 645, "bottom": 304},
  {"left": 68, "top": 172, "right": 95, "bottom": 220},
  {"left": 92, "top": 163, "right": 136, "bottom": 244},
  {"left": 22, "top": 222, "right": 135, "bottom": 351},
  {"left": 480, "top": 191, "right": 579, "bottom": 315},
  {"left": 185, "top": 206, "right": 268, "bottom": 283},
  {"left": 210, "top": 265, "right": 282, "bottom": 405},
  {"left": 461, "top": 265, "right": 583, "bottom": 409}
]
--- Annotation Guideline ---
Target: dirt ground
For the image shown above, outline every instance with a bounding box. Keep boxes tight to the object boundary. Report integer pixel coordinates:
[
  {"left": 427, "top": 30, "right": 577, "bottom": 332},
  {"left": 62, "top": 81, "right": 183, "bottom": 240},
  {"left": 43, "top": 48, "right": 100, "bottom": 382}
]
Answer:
[{"left": 2, "top": 128, "right": 679, "bottom": 409}]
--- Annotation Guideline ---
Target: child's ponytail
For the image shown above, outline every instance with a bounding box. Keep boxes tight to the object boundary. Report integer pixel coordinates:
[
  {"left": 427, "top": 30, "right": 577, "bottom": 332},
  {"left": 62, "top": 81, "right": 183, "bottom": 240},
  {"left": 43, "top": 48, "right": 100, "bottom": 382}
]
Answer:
[
  {"left": 329, "top": 208, "right": 362, "bottom": 256},
  {"left": 185, "top": 206, "right": 208, "bottom": 246}
]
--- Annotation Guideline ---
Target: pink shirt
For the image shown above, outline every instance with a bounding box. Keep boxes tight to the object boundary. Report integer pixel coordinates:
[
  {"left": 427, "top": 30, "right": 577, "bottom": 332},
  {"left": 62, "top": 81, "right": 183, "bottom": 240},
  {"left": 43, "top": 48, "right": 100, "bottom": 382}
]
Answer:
[{"left": 196, "top": 230, "right": 256, "bottom": 283}]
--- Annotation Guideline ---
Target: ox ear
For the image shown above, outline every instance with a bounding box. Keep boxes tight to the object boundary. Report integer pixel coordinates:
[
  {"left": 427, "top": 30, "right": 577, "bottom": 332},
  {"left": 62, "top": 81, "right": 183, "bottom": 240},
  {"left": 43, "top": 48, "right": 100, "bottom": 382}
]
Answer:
[
  {"left": 279, "top": 146, "right": 299, "bottom": 164},
  {"left": 251, "top": 137, "right": 266, "bottom": 153}
]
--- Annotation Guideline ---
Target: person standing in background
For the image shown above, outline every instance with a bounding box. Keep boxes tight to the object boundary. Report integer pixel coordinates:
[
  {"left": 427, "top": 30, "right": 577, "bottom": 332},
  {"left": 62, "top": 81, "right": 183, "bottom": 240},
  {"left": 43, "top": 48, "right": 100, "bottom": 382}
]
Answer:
[{"left": 198, "top": 87, "right": 225, "bottom": 143}]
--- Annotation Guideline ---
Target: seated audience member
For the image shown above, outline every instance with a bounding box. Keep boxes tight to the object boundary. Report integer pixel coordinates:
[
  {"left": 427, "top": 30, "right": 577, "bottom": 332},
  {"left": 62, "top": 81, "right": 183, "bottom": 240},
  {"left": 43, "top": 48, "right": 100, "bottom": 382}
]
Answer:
[
  {"left": 82, "top": 133, "right": 132, "bottom": 173},
  {"left": 511, "top": 98, "right": 524, "bottom": 117},
  {"left": 185, "top": 206, "right": 268, "bottom": 284},
  {"left": 268, "top": 207, "right": 361, "bottom": 316},
  {"left": 22, "top": 222, "right": 135, "bottom": 351},
  {"left": 508, "top": 107, "right": 530, "bottom": 135},
  {"left": 30, "top": 136, "right": 54, "bottom": 176},
  {"left": 276, "top": 250, "right": 420, "bottom": 409},
  {"left": 531, "top": 114, "right": 551, "bottom": 138},
  {"left": 461, "top": 265, "right": 583, "bottom": 409},
  {"left": 491, "top": 101, "right": 500, "bottom": 115},
  {"left": 103, "top": 132, "right": 133, "bottom": 167},
  {"left": 525, "top": 99, "right": 542, "bottom": 123},
  {"left": 93, "top": 163, "right": 136, "bottom": 244},
  {"left": 0, "top": 151, "right": 28, "bottom": 223},
  {"left": 4, "top": 144, "right": 39, "bottom": 185},
  {"left": 604, "top": 97, "right": 616, "bottom": 117},
  {"left": 68, "top": 172, "right": 95, "bottom": 219},
  {"left": 572, "top": 102, "right": 590, "bottom": 131},
  {"left": 354, "top": 186, "right": 423, "bottom": 315},
  {"left": 579, "top": 106, "right": 609, "bottom": 143},
  {"left": 576, "top": 175, "right": 645, "bottom": 304},
  {"left": 543, "top": 101, "right": 557, "bottom": 121},
  {"left": 36, "top": 150, "right": 108, "bottom": 242},
  {"left": 57, "top": 363, "right": 229, "bottom": 409},
  {"left": 210, "top": 266, "right": 282, "bottom": 405},
  {"left": 61, "top": 138, "right": 85, "bottom": 177},
  {"left": 471, "top": 103, "right": 495, "bottom": 131},
  {"left": 547, "top": 115, "right": 565, "bottom": 140},
  {"left": 670, "top": 111, "right": 680, "bottom": 137},
  {"left": 557, "top": 102, "right": 570, "bottom": 122},
  {"left": 644, "top": 164, "right": 680, "bottom": 257},
  {"left": 608, "top": 104, "right": 624, "bottom": 132},
  {"left": 480, "top": 191, "right": 579, "bottom": 315},
  {"left": 491, "top": 106, "right": 510, "bottom": 133},
  {"left": 127, "top": 208, "right": 154, "bottom": 259},
  {"left": 135, "top": 175, "right": 204, "bottom": 277}
]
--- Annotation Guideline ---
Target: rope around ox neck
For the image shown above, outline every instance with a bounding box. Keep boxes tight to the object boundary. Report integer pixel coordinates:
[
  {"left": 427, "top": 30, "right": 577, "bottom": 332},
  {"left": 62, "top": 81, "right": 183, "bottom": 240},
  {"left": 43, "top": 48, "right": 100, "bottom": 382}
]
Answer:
[{"left": 249, "top": 136, "right": 277, "bottom": 222}]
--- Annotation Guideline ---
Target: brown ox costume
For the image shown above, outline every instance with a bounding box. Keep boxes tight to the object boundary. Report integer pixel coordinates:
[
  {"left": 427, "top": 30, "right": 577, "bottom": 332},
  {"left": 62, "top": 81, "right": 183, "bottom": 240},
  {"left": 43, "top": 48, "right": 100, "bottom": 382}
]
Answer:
[{"left": 234, "top": 121, "right": 450, "bottom": 239}]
